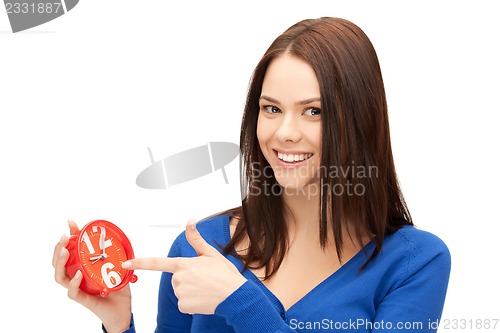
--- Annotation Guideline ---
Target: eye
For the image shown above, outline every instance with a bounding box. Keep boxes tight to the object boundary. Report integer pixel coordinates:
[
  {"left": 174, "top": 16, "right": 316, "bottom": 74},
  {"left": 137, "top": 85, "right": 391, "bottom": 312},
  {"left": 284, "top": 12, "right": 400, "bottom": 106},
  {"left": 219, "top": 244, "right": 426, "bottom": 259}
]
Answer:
[
  {"left": 263, "top": 105, "right": 282, "bottom": 114},
  {"left": 304, "top": 107, "right": 321, "bottom": 117}
]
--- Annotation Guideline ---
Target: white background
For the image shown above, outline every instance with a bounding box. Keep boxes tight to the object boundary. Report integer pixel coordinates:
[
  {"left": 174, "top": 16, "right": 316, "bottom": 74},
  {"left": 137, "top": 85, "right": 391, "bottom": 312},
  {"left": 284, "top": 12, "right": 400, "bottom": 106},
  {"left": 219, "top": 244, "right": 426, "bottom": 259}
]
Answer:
[{"left": 1, "top": 1, "right": 499, "bottom": 332}]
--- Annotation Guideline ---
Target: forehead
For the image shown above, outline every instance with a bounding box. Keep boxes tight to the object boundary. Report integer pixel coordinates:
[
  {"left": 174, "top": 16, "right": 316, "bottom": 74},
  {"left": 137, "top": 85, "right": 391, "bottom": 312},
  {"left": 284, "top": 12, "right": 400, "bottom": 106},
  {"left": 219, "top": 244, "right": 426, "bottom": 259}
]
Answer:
[{"left": 261, "top": 54, "right": 320, "bottom": 102}]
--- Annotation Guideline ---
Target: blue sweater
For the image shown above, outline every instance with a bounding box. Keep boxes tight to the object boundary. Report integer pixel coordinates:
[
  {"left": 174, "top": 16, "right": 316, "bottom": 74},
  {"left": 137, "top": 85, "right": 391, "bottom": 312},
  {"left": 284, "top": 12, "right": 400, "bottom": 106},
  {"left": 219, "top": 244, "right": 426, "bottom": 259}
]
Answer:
[{"left": 121, "top": 215, "right": 451, "bottom": 333}]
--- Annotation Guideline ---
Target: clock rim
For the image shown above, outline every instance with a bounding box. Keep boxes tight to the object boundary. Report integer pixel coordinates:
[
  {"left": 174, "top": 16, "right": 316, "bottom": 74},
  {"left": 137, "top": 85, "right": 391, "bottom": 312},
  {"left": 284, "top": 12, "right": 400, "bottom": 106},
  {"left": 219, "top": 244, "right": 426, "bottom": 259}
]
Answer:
[{"left": 75, "top": 219, "right": 136, "bottom": 293}]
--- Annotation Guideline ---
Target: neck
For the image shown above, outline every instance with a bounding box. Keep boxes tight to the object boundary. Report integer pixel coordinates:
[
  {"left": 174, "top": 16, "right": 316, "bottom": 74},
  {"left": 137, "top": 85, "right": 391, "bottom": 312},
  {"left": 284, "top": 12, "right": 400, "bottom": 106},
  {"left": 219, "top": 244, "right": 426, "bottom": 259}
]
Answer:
[
  {"left": 281, "top": 183, "right": 322, "bottom": 240},
  {"left": 281, "top": 183, "right": 370, "bottom": 251}
]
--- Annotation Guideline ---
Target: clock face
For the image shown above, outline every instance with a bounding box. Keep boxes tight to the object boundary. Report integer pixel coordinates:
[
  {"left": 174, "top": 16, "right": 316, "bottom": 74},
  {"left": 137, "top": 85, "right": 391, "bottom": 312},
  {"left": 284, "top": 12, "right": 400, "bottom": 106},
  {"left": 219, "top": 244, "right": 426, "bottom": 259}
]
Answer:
[{"left": 78, "top": 224, "right": 129, "bottom": 289}]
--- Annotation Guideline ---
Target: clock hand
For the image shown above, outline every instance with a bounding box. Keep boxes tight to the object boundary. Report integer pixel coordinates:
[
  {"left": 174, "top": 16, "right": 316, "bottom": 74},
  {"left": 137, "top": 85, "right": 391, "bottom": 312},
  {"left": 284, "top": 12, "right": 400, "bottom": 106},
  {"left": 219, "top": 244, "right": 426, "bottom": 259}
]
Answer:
[
  {"left": 89, "top": 255, "right": 103, "bottom": 261},
  {"left": 100, "top": 232, "right": 108, "bottom": 258},
  {"left": 90, "top": 256, "right": 103, "bottom": 264}
]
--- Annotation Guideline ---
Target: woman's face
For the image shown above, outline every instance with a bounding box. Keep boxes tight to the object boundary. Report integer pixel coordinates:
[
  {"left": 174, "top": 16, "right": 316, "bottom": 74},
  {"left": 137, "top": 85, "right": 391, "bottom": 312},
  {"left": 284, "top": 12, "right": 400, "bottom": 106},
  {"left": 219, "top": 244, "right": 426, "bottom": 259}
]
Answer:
[{"left": 257, "top": 54, "right": 322, "bottom": 195}]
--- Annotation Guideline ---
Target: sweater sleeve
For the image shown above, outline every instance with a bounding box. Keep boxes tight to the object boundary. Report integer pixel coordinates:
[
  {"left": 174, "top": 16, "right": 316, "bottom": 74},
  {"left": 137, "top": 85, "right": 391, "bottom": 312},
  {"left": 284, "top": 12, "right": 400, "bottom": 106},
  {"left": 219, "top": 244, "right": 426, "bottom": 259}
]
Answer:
[
  {"left": 101, "top": 314, "right": 135, "bottom": 333},
  {"left": 154, "top": 220, "right": 296, "bottom": 333},
  {"left": 114, "top": 274, "right": 296, "bottom": 333},
  {"left": 215, "top": 280, "right": 296, "bottom": 333},
  {"left": 154, "top": 235, "right": 193, "bottom": 333},
  {"left": 371, "top": 232, "right": 451, "bottom": 333}
]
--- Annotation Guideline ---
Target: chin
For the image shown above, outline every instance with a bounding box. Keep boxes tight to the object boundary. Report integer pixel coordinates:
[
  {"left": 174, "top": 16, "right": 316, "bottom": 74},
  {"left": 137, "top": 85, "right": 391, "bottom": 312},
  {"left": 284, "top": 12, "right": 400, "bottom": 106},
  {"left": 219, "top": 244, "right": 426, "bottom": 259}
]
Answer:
[{"left": 273, "top": 176, "right": 321, "bottom": 197}]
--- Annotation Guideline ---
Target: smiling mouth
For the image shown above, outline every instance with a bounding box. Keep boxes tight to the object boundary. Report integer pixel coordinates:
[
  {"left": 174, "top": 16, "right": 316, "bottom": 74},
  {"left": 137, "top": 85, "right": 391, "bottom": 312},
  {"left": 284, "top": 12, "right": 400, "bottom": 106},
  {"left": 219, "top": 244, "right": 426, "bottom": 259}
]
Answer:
[{"left": 276, "top": 151, "right": 313, "bottom": 163}]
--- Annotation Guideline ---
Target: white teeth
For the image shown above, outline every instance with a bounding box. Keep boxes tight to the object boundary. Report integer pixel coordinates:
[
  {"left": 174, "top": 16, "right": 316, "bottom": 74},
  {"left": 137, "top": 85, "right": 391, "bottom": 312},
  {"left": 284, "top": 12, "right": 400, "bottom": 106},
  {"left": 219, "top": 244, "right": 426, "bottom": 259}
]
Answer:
[{"left": 277, "top": 152, "right": 312, "bottom": 163}]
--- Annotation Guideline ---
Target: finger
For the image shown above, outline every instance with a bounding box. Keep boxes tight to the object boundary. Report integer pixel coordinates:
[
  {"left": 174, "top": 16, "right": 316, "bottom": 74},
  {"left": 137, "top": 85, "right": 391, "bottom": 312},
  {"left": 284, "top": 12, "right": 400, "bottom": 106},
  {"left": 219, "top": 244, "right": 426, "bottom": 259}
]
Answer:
[
  {"left": 54, "top": 246, "right": 71, "bottom": 287},
  {"left": 185, "top": 219, "right": 220, "bottom": 257},
  {"left": 67, "top": 270, "right": 85, "bottom": 302},
  {"left": 66, "top": 270, "right": 102, "bottom": 310},
  {"left": 67, "top": 220, "right": 80, "bottom": 236},
  {"left": 52, "top": 234, "right": 69, "bottom": 268},
  {"left": 122, "top": 257, "right": 184, "bottom": 273}
]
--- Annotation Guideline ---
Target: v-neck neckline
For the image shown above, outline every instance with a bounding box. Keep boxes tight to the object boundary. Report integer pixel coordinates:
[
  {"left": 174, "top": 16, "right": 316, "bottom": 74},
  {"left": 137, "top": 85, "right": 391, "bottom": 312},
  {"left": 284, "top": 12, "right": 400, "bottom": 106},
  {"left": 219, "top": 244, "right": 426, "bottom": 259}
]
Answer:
[{"left": 220, "top": 215, "right": 374, "bottom": 314}]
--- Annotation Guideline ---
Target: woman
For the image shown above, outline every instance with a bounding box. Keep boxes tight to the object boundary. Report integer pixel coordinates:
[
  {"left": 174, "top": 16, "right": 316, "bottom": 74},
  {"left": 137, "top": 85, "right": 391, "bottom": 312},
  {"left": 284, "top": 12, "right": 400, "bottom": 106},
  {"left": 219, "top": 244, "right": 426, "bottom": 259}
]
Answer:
[{"left": 53, "top": 17, "right": 451, "bottom": 332}]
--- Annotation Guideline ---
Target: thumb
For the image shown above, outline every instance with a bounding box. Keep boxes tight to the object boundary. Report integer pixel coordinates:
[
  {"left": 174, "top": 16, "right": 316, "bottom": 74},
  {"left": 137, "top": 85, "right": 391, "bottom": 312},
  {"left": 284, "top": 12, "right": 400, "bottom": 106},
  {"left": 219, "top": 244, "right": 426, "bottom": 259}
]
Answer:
[
  {"left": 185, "top": 219, "right": 220, "bottom": 257},
  {"left": 67, "top": 220, "right": 80, "bottom": 236}
]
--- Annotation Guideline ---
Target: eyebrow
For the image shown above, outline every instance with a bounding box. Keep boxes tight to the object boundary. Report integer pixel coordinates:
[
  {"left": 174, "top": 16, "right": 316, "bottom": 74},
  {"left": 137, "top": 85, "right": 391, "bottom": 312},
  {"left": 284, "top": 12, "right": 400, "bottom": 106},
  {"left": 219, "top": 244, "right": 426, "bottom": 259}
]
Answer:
[{"left": 260, "top": 95, "right": 321, "bottom": 106}]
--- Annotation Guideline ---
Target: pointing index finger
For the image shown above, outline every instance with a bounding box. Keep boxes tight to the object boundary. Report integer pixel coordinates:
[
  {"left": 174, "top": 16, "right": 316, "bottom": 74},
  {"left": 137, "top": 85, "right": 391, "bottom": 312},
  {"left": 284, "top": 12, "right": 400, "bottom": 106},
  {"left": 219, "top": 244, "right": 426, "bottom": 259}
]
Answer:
[{"left": 123, "top": 257, "right": 183, "bottom": 273}]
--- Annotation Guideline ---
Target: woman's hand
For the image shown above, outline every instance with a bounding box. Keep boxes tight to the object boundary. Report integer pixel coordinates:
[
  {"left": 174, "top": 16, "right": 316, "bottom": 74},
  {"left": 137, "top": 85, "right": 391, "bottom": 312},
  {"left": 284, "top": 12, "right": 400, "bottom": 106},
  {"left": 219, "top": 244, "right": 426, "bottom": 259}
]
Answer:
[
  {"left": 123, "top": 220, "right": 247, "bottom": 315},
  {"left": 52, "top": 220, "right": 132, "bottom": 333}
]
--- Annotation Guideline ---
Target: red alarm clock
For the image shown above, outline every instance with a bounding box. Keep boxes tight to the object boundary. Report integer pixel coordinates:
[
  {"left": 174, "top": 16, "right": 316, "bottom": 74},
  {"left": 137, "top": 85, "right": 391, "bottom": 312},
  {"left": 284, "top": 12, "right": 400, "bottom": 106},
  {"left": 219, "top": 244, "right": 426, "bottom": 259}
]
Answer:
[{"left": 65, "top": 220, "right": 138, "bottom": 297}]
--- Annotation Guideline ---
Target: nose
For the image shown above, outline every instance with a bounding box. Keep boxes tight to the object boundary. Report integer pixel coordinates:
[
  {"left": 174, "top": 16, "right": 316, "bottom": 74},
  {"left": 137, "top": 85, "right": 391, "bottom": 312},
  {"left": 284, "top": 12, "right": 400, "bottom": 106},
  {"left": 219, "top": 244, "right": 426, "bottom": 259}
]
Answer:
[{"left": 275, "top": 113, "right": 302, "bottom": 143}]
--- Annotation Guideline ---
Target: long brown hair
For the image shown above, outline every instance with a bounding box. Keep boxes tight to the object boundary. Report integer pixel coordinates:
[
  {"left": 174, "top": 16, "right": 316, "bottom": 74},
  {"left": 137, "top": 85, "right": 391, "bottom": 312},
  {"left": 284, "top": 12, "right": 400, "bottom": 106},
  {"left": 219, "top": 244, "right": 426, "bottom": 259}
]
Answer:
[{"left": 220, "top": 17, "right": 412, "bottom": 279}]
